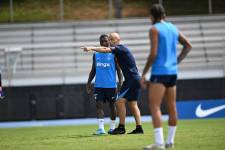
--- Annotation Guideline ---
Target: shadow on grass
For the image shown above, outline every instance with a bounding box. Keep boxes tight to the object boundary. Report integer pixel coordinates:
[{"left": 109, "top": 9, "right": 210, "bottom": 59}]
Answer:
[{"left": 55, "top": 134, "right": 108, "bottom": 139}]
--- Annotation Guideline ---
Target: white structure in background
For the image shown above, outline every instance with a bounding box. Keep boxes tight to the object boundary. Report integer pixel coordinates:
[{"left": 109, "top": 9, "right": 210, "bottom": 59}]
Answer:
[{"left": 0, "top": 15, "right": 224, "bottom": 86}]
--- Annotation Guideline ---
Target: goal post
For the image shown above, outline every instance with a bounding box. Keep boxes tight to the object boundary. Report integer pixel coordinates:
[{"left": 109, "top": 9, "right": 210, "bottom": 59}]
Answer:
[{"left": 5, "top": 47, "right": 22, "bottom": 74}]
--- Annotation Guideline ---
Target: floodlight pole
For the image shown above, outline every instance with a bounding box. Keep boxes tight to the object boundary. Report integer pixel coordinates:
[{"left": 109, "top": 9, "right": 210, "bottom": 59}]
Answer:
[
  {"left": 208, "top": 0, "right": 212, "bottom": 14},
  {"left": 9, "top": 0, "right": 14, "bottom": 22},
  {"left": 114, "top": 0, "right": 122, "bottom": 18},
  {"left": 60, "top": 0, "right": 64, "bottom": 21},
  {"left": 108, "top": 0, "right": 113, "bottom": 19}
]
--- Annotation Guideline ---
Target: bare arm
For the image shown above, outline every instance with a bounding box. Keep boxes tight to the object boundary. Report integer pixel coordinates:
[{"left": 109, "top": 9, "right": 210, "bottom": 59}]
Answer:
[
  {"left": 141, "top": 27, "right": 158, "bottom": 78},
  {"left": 81, "top": 46, "right": 112, "bottom": 53},
  {"left": 140, "top": 27, "right": 158, "bottom": 89},
  {"left": 86, "top": 55, "right": 96, "bottom": 94},
  {"left": 115, "top": 57, "right": 123, "bottom": 89},
  {"left": 177, "top": 32, "right": 192, "bottom": 64}
]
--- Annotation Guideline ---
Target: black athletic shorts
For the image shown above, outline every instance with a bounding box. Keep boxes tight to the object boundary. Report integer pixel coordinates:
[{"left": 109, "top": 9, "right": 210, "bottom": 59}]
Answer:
[
  {"left": 117, "top": 78, "right": 141, "bottom": 101},
  {"left": 150, "top": 75, "right": 177, "bottom": 87},
  {"left": 94, "top": 88, "right": 117, "bottom": 102}
]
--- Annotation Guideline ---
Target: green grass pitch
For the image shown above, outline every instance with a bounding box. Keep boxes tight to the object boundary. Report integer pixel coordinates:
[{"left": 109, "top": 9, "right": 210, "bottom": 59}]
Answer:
[{"left": 0, "top": 119, "right": 224, "bottom": 150}]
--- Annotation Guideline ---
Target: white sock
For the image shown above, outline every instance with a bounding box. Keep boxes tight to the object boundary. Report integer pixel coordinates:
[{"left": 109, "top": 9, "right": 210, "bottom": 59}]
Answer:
[
  {"left": 166, "top": 126, "right": 177, "bottom": 144},
  {"left": 98, "top": 119, "right": 104, "bottom": 130},
  {"left": 110, "top": 120, "right": 116, "bottom": 130},
  {"left": 154, "top": 128, "right": 164, "bottom": 145}
]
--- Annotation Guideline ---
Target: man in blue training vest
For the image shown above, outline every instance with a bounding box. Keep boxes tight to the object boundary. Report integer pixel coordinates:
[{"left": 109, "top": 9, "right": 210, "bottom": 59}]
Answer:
[
  {"left": 87, "top": 34, "right": 122, "bottom": 135},
  {"left": 83, "top": 32, "right": 144, "bottom": 135}
]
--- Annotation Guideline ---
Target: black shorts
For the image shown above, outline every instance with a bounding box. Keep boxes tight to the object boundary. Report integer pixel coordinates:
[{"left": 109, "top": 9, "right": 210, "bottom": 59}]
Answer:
[
  {"left": 117, "top": 79, "right": 141, "bottom": 101},
  {"left": 94, "top": 88, "right": 117, "bottom": 103},
  {"left": 150, "top": 75, "right": 177, "bottom": 87}
]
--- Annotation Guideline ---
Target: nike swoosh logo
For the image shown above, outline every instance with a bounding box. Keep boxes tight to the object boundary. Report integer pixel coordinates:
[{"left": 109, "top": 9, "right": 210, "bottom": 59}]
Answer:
[{"left": 195, "top": 104, "right": 225, "bottom": 118}]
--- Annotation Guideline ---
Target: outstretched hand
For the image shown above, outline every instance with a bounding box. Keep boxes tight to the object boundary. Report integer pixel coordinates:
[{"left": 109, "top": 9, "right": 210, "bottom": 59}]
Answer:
[{"left": 81, "top": 47, "right": 91, "bottom": 52}]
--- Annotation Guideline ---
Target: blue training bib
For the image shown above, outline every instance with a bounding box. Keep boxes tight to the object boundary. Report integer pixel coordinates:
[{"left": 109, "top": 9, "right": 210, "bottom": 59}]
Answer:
[
  {"left": 151, "top": 21, "right": 179, "bottom": 75},
  {"left": 94, "top": 52, "right": 117, "bottom": 88}
]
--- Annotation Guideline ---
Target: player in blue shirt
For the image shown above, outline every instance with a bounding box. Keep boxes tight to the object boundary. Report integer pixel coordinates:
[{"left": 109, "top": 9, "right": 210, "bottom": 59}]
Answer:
[
  {"left": 87, "top": 34, "right": 122, "bottom": 135},
  {"left": 82, "top": 32, "right": 144, "bottom": 135},
  {"left": 141, "top": 4, "right": 192, "bottom": 150}
]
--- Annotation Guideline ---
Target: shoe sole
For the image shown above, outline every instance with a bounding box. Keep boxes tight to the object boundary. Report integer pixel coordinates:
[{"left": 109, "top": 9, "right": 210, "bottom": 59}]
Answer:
[
  {"left": 144, "top": 144, "right": 165, "bottom": 150},
  {"left": 128, "top": 132, "right": 144, "bottom": 134}
]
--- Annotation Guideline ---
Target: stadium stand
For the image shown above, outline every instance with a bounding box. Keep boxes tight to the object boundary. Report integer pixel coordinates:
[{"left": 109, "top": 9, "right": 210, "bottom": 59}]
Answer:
[{"left": 0, "top": 14, "right": 225, "bottom": 86}]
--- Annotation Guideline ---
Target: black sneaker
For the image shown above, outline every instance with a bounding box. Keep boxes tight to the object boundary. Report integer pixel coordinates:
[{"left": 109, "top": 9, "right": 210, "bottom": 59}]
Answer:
[
  {"left": 110, "top": 127, "right": 126, "bottom": 135},
  {"left": 165, "top": 143, "right": 174, "bottom": 149},
  {"left": 128, "top": 127, "right": 144, "bottom": 134}
]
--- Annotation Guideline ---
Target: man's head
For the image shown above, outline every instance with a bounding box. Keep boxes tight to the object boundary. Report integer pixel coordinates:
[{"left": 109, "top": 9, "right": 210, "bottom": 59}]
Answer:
[
  {"left": 109, "top": 32, "right": 121, "bottom": 46},
  {"left": 149, "top": 4, "right": 165, "bottom": 24},
  {"left": 99, "top": 34, "right": 110, "bottom": 47}
]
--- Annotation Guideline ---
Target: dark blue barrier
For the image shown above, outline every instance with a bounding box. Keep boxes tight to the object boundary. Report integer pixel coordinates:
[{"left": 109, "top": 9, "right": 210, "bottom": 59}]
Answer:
[{"left": 177, "top": 99, "right": 225, "bottom": 119}]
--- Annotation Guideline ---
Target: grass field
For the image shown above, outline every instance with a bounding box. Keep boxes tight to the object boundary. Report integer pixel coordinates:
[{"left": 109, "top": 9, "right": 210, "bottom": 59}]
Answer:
[{"left": 0, "top": 119, "right": 225, "bottom": 150}]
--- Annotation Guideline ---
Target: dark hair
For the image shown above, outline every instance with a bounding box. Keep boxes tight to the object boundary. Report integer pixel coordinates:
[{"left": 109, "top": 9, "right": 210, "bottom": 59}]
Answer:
[
  {"left": 149, "top": 4, "right": 165, "bottom": 24},
  {"left": 99, "top": 34, "right": 108, "bottom": 41}
]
